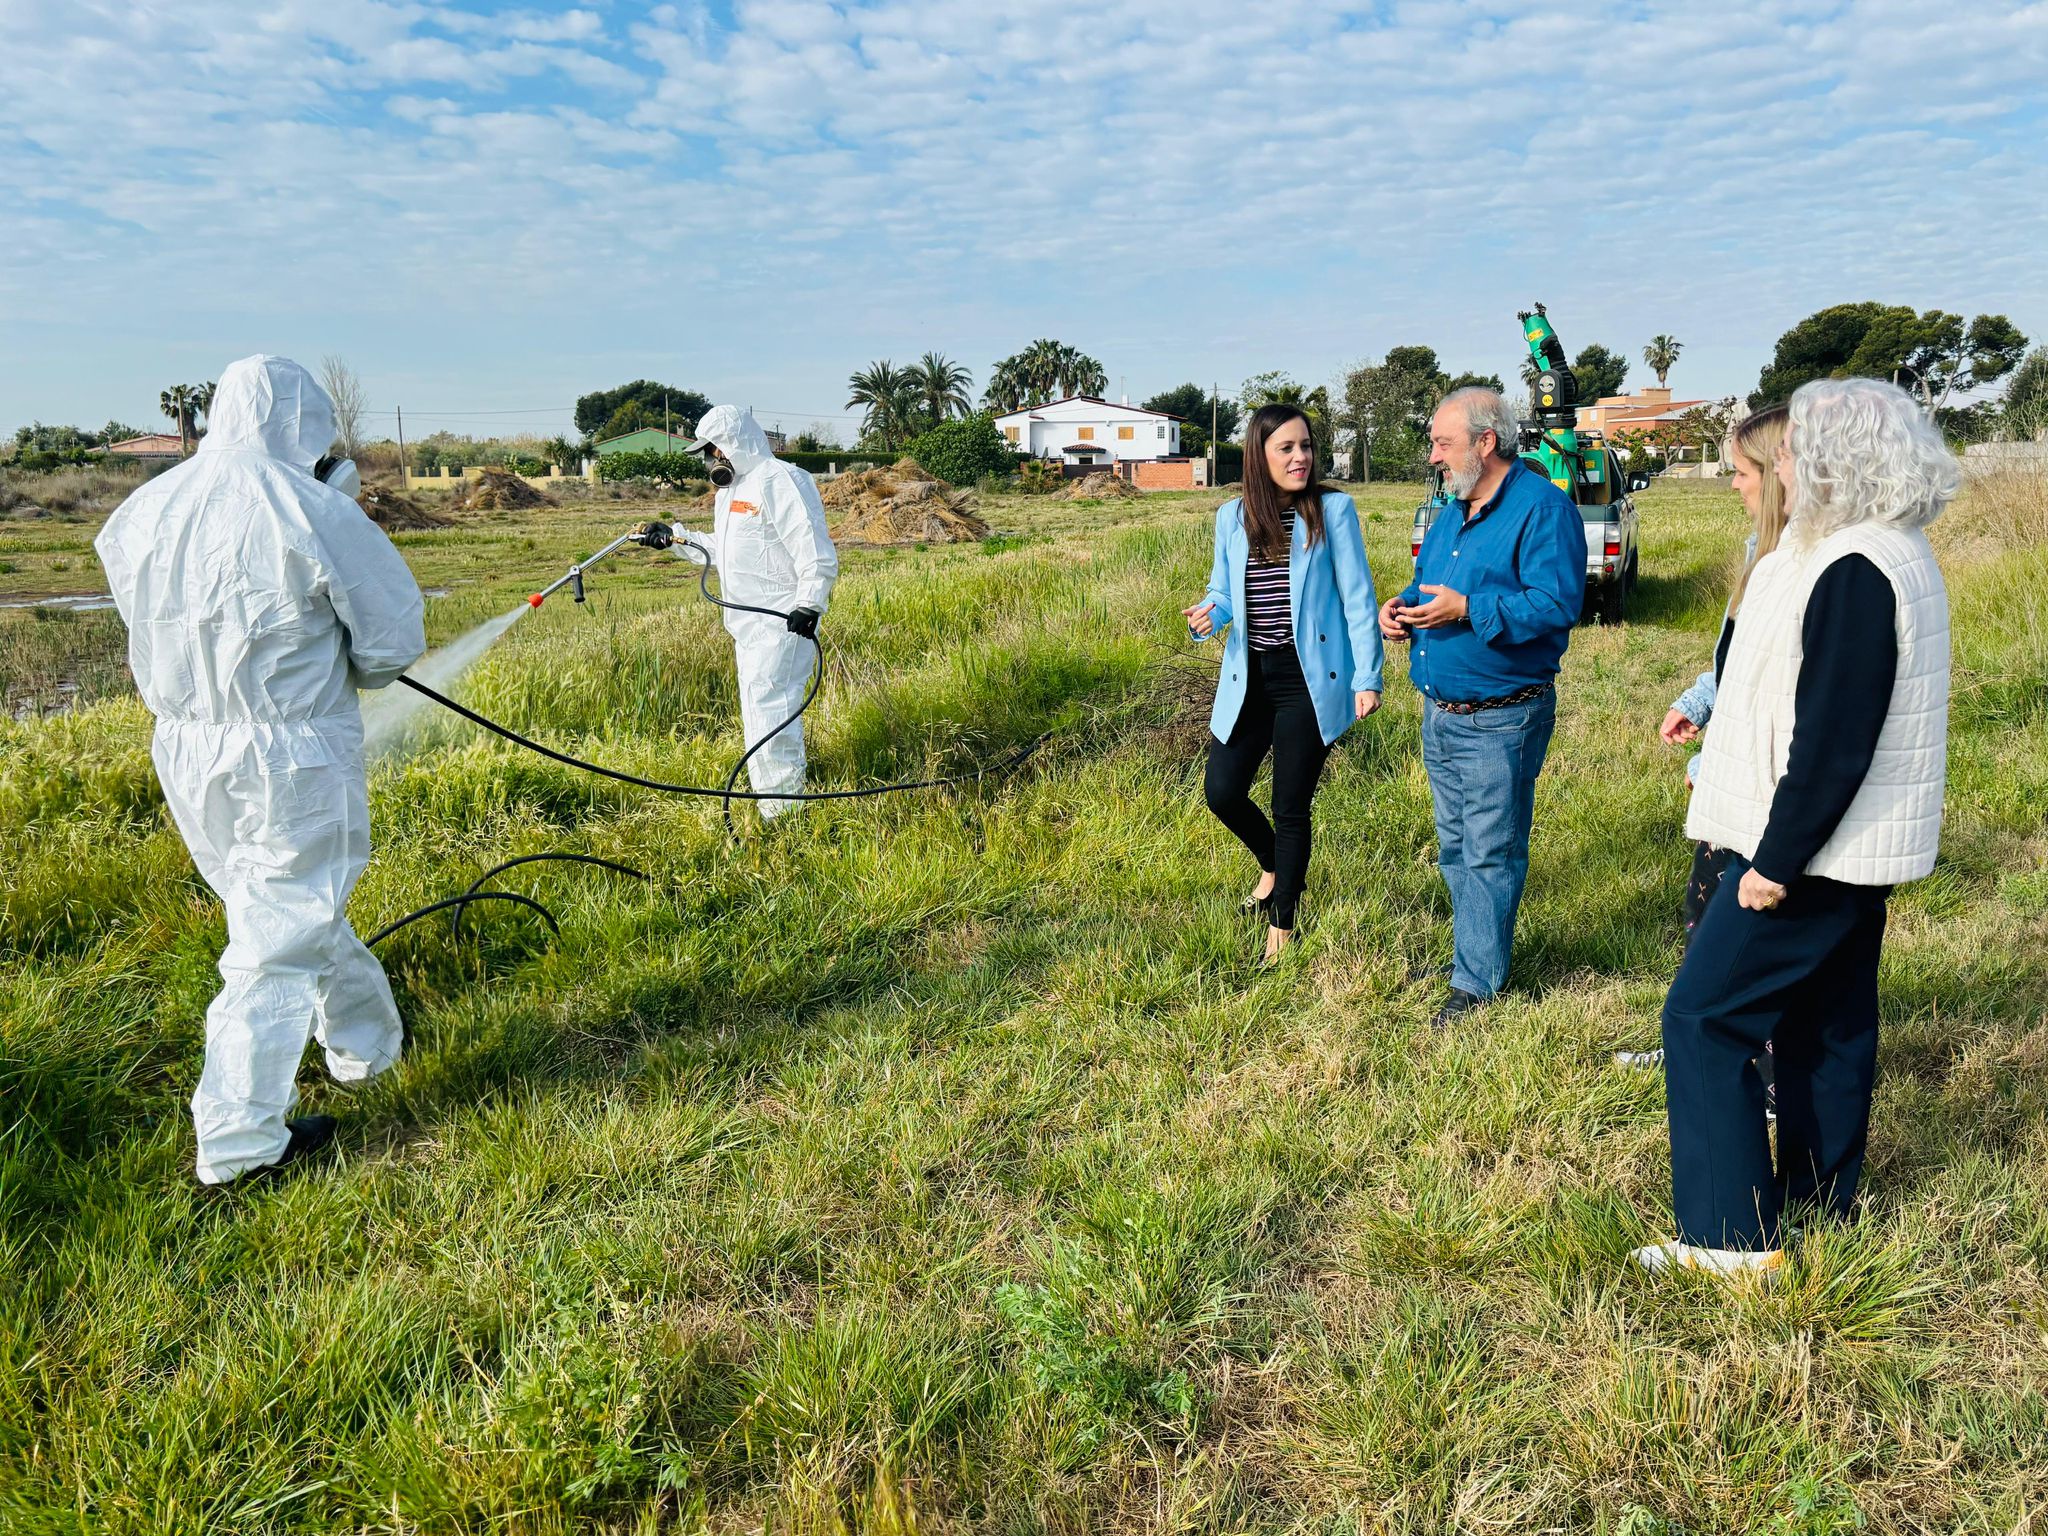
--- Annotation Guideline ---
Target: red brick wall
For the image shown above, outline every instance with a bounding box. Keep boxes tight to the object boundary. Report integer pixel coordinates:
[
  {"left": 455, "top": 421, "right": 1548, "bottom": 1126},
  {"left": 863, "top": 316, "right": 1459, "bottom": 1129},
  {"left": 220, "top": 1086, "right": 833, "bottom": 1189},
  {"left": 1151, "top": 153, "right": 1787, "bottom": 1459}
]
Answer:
[{"left": 1129, "top": 460, "right": 1197, "bottom": 491}]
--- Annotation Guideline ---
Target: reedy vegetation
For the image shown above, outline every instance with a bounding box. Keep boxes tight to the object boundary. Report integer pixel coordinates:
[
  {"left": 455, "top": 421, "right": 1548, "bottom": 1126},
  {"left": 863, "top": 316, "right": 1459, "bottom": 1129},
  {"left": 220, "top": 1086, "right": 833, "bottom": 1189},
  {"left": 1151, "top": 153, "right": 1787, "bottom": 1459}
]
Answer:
[{"left": 2, "top": 478, "right": 2046, "bottom": 1532}]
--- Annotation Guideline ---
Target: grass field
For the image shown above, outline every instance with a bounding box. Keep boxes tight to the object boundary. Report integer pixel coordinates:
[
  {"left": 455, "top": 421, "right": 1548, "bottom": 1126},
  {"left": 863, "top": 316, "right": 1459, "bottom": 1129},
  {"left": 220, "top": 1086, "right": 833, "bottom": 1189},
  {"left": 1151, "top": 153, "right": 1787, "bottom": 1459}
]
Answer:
[{"left": 3, "top": 475, "right": 2046, "bottom": 1533}]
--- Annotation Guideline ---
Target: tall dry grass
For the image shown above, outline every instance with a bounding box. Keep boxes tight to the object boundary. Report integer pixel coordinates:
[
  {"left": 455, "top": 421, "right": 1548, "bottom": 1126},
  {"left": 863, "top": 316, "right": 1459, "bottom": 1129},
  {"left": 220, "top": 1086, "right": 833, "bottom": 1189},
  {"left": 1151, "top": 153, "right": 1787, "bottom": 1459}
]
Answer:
[
  {"left": 0, "top": 461, "right": 152, "bottom": 519},
  {"left": 1932, "top": 466, "right": 2048, "bottom": 564}
]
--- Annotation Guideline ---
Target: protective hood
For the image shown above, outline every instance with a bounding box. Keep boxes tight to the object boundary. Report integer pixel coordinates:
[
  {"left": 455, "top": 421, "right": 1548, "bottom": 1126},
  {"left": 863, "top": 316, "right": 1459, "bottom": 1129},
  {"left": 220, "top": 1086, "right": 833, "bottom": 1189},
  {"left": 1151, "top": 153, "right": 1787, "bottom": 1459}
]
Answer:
[
  {"left": 198, "top": 355, "right": 336, "bottom": 469},
  {"left": 690, "top": 404, "right": 775, "bottom": 478}
]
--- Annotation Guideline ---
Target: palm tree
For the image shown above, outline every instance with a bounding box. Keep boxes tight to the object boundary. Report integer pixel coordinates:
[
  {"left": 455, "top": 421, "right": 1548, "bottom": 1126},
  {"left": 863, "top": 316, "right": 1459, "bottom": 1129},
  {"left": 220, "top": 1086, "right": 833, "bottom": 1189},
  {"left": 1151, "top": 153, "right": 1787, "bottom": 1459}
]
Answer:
[
  {"left": 1061, "top": 347, "right": 1107, "bottom": 400},
  {"left": 160, "top": 384, "right": 198, "bottom": 456},
  {"left": 983, "top": 358, "right": 1026, "bottom": 415},
  {"left": 846, "top": 361, "right": 918, "bottom": 450},
  {"left": 1020, "top": 339, "right": 1065, "bottom": 406},
  {"left": 906, "top": 352, "right": 973, "bottom": 426},
  {"left": 1643, "top": 335, "right": 1683, "bottom": 389}
]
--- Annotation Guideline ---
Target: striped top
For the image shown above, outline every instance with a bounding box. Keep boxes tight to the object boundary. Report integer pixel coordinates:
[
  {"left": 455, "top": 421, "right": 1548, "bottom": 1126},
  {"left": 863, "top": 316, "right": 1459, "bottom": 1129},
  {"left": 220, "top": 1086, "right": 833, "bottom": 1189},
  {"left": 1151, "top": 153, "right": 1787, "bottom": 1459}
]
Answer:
[{"left": 1245, "top": 511, "right": 1295, "bottom": 650}]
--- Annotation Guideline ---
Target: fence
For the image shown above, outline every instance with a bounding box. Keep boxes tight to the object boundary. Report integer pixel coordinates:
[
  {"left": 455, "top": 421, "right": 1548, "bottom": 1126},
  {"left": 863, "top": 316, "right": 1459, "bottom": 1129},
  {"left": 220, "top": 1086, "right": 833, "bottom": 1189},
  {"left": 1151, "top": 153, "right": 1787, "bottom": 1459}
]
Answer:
[
  {"left": 402, "top": 463, "right": 595, "bottom": 492},
  {"left": 1962, "top": 440, "right": 2048, "bottom": 475}
]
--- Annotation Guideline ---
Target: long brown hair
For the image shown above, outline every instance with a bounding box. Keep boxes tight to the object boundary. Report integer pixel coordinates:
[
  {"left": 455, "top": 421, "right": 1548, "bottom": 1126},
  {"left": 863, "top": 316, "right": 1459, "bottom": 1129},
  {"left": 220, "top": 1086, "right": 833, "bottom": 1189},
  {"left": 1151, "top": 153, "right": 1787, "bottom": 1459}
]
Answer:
[
  {"left": 1241, "top": 404, "right": 1328, "bottom": 560},
  {"left": 1727, "top": 404, "right": 1789, "bottom": 612}
]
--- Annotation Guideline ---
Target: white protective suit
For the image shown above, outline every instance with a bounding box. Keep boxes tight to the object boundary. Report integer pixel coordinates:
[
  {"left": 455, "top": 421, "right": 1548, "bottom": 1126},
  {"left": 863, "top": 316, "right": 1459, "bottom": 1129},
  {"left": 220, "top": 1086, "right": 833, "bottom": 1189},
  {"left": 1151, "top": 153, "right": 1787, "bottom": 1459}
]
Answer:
[
  {"left": 95, "top": 356, "right": 426, "bottom": 1183},
  {"left": 685, "top": 405, "right": 838, "bottom": 816}
]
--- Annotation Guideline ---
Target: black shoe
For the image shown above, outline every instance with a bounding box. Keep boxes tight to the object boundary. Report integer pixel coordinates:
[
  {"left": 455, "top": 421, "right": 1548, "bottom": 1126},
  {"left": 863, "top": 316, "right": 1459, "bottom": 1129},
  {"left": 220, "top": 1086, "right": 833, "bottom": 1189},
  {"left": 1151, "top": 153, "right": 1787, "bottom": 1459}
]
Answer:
[
  {"left": 239, "top": 1115, "right": 338, "bottom": 1186},
  {"left": 1430, "top": 989, "right": 1483, "bottom": 1031}
]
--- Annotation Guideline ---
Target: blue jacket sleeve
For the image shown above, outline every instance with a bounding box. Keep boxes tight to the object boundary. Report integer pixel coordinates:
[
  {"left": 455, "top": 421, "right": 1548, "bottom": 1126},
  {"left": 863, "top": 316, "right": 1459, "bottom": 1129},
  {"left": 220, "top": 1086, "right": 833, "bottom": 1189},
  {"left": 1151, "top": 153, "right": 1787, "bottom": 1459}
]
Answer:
[
  {"left": 1671, "top": 668, "right": 1718, "bottom": 726},
  {"left": 1194, "top": 500, "right": 1236, "bottom": 639},
  {"left": 1325, "top": 495, "right": 1384, "bottom": 691},
  {"left": 1466, "top": 496, "right": 1584, "bottom": 646}
]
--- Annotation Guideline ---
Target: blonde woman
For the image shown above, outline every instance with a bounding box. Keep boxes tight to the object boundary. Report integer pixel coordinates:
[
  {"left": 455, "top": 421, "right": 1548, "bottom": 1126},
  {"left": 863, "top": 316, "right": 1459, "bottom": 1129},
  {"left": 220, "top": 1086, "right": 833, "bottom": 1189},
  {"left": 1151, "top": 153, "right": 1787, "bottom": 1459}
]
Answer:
[
  {"left": 1638, "top": 378, "right": 1956, "bottom": 1278},
  {"left": 1615, "top": 406, "right": 1790, "bottom": 1074}
]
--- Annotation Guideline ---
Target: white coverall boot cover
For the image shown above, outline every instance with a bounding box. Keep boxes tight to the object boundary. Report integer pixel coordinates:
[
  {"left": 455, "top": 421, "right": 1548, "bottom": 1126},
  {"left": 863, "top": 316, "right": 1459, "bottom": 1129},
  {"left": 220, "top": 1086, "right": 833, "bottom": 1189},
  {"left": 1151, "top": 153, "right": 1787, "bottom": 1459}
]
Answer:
[
  {"left": 687, "top": 405, "right": 838, "bottom": 819},
  {"left": 94, "top": 356, "right": 427, "bottom": 1183}
]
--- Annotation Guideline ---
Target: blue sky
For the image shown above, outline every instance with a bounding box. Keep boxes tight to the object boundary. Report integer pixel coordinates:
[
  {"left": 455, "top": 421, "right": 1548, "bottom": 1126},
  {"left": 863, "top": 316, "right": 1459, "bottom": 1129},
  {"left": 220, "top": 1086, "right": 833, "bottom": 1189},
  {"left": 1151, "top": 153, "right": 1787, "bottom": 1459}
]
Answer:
[{"left": 3, "top": 0, "right": 2045, "bottom": 442}]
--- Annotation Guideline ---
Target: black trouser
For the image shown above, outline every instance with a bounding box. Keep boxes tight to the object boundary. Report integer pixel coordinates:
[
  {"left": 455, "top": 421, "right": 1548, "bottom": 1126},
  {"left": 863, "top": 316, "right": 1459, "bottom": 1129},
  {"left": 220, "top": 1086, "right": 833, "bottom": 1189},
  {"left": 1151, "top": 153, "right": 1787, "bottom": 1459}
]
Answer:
[
  {"left": 1204, "top": 645, "right": 1331, "bottom": 930},
  {"left": 1661, "top": 852, "right": 1889, "bottom": 1250}
]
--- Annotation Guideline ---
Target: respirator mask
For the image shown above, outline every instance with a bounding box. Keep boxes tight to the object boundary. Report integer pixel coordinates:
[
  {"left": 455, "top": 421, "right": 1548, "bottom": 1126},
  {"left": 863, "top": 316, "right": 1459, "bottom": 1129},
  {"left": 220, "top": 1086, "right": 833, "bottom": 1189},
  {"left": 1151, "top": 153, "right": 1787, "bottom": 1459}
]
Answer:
[
  {"left": 706, "top": 451, "right": 735, "bottom": 488},
  {"left": 313, "top": 454, "right": 362, "bottom": 499}
]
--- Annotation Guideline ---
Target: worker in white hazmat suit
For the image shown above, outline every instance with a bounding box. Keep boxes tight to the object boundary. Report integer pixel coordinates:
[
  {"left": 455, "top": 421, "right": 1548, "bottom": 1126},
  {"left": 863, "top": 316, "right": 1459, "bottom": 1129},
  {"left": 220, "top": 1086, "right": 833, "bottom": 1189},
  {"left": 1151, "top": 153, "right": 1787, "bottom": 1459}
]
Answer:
[
  {"left": 95, "top": 355, "right": 426, "bottom": 1184},
  {"left": 679, "top": 404, "right": 838, "bottom": 817}
]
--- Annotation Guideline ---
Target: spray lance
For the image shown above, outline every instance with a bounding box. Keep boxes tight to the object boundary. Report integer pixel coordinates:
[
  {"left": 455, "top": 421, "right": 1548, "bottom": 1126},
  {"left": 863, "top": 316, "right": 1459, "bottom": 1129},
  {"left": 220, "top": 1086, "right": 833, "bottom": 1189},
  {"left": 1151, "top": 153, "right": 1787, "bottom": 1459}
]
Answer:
[{"left": 527, "top": 520, "right": 692, "bottom": 608}]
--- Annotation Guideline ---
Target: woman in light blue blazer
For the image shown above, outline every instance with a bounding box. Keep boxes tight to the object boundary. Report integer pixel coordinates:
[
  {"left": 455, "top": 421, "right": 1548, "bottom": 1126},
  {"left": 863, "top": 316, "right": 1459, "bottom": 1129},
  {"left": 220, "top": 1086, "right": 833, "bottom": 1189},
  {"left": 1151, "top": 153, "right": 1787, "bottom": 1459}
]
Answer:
[{"left": 1183, "top": 405, "right": 1384, "bottom": 962}]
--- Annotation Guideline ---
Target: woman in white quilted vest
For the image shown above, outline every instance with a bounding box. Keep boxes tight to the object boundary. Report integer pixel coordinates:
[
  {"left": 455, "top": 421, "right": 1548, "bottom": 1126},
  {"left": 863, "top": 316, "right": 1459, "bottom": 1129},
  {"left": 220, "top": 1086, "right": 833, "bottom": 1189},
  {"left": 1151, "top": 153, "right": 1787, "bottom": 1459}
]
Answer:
[{"left": 1636, "top": 376, "right": 1957, "bottom": 1279}]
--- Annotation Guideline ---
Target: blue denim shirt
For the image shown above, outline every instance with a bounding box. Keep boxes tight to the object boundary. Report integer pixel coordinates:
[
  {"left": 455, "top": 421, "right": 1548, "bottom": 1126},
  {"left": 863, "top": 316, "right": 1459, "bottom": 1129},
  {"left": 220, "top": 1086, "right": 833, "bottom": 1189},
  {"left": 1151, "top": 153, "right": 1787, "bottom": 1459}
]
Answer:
[{"left": 1397, "top": 458, "right": 1586, "bottom": 703}]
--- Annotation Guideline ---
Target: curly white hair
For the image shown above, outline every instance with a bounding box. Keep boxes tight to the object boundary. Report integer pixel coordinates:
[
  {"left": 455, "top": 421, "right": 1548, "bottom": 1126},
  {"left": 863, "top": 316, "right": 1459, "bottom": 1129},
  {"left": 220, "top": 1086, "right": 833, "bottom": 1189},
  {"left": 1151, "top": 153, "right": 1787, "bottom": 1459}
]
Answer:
[{"left": 1786, "top": 376, "right": 1960, "bottom": 549}]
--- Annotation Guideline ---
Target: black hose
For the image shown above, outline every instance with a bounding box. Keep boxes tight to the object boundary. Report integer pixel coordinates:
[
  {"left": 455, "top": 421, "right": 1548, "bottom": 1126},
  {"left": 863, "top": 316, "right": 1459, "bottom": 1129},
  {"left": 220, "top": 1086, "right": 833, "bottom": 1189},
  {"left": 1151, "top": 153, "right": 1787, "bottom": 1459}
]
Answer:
[
  {"left": 398, "top": 673, "right": 1041, "bottom": 807},
  {"left": 371, "top": 527, "right": 1042, "bottom": 957},
  {"left": 448, "top": 852, "right": 649, "bottom": 941},
  {"left": 401, "top": 532, "right": 1042, "bottom": 834},
  {"left": 365, "top": 889, "right": 559, "bottom": 949}
]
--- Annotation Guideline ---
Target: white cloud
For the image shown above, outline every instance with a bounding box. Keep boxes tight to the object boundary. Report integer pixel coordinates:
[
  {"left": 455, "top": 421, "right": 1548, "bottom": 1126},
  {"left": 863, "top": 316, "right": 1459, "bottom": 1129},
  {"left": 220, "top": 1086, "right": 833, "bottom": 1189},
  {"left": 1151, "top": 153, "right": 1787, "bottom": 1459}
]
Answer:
[{"left": 0, "top": 0, "right": 2044, "bottom": 430}]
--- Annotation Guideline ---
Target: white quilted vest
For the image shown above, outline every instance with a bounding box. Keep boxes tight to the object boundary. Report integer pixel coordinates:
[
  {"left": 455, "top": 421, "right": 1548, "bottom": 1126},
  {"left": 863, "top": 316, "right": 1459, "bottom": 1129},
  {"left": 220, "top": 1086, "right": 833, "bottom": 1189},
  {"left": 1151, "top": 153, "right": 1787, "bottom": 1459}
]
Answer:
[{"left": 1687, "top": 521, "right": 1949, "bottom": 884}]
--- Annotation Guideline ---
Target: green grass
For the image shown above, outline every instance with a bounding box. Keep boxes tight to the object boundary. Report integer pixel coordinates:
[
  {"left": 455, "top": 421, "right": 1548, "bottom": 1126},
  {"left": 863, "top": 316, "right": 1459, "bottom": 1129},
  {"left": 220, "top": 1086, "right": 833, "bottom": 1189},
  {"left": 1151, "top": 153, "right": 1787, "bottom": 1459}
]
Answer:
[{"left": 3, "top": 480, "right": 2046, "bottom": 1532}]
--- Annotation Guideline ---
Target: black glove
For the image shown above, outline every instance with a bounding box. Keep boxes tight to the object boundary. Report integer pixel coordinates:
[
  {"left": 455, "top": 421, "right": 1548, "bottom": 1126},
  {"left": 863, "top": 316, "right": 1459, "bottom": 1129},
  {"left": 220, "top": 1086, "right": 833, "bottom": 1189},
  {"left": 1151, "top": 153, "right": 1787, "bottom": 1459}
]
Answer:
[
  {"left": 633, "top": 519, "right": 674, "bottom": 550},
  {"left": 786, "top": 606, "right": 821, "bottom": 639}
]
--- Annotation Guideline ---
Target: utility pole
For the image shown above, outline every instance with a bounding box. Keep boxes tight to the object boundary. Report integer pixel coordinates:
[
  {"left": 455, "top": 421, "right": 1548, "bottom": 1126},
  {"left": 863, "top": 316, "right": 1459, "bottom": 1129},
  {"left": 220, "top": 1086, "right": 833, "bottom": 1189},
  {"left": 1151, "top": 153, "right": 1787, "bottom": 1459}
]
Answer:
[
  {"left": 396, "top": 405, "right": 406, "bottom": 490},
  {"left": 664, "top": 392, "right": 670, "bottom": 438},
  {"left": 1209, "top": 382, "right": 1218, "bottom": 487}
]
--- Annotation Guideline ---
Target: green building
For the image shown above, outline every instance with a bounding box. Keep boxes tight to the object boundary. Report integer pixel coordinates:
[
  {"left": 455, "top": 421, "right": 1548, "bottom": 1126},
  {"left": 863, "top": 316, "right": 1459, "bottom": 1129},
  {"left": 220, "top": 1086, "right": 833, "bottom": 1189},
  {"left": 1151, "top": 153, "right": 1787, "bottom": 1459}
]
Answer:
[{"left": 592, "top": 428, "right": 699, "bottom": 457}]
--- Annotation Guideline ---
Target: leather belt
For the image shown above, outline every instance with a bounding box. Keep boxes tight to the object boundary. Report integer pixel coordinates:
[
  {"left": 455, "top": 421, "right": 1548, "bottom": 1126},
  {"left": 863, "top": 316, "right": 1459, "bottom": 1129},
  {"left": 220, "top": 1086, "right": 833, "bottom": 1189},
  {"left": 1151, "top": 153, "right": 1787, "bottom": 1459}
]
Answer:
[{"left": 1433, "top": 681, "right": 1554, "bottom": 715}]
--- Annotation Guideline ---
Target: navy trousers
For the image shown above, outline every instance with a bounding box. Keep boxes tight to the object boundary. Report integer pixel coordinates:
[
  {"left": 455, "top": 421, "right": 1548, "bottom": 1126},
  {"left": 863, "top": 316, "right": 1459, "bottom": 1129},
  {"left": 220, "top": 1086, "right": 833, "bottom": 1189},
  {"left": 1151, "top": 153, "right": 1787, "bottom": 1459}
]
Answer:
[{"left": 1660, "top": 852, "right": 1889, "bottom": 1251}]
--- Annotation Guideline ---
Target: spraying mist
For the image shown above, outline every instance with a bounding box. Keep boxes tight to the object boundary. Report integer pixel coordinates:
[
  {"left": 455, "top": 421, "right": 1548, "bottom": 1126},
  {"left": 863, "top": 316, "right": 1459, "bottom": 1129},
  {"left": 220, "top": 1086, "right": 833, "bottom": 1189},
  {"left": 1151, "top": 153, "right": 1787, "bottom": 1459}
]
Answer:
[{"left": 361, "top": 605, "right": 528, "bottom": 760}]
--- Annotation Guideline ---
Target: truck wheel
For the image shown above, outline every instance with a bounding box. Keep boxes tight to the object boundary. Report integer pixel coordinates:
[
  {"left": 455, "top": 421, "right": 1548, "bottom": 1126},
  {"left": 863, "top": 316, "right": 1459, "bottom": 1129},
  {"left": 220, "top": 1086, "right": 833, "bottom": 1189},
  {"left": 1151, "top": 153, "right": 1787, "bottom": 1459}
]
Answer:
[{"left": 1599, "top": 577, "right": 1627, "bottom": 625}]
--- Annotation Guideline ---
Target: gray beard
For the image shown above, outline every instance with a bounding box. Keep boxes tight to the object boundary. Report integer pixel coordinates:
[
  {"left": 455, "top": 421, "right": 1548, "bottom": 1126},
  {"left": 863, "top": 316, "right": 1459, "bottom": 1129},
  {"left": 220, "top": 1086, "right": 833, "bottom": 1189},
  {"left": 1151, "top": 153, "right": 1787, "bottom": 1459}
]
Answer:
[{"left": 1444, "top": 455, "right": 1484, "bottom": 500}]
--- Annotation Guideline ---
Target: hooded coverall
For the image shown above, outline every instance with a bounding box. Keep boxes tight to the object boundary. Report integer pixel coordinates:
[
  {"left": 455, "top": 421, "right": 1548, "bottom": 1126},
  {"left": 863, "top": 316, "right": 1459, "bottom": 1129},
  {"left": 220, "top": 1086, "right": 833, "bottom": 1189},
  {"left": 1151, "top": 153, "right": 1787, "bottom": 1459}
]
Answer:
[
  {"left": 95, "top": 355, "right": 425, "bottom": 1182},
  {"left": 686, "top": 405, "right": 838, "bottom": 817}
]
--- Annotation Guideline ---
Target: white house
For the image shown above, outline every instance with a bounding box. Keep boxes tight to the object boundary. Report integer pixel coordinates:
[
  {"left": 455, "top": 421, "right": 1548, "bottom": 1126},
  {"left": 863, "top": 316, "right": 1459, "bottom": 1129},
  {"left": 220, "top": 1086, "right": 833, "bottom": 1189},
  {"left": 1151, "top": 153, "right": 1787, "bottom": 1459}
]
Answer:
[{"left": 993, "top": 396, "right": 1182, "bottom": 471}]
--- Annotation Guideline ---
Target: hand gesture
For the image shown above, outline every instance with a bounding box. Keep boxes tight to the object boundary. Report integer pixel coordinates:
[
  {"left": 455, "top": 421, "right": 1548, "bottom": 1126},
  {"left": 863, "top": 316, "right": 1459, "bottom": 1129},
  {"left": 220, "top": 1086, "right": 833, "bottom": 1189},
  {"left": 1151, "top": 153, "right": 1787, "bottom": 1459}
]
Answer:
[
  {"left": 1394, "top": 585, "right": 1469, "bottom": 629},
  {"left": 1661, "top": 709, "right": 1700, "bottom": 746},
  {"left": 1183, "top": 600, "right": 1217, "bottom": 639},
  {"left": 1377, "top": 595, "right": 1409, "bottom": 642}
]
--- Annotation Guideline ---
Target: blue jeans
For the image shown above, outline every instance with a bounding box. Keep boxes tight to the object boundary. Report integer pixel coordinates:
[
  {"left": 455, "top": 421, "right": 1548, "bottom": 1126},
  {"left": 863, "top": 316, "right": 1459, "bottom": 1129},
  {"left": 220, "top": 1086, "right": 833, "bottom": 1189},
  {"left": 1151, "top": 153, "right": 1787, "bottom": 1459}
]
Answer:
[{"left": 1421, "top": 690, "right": 1557, "bottom": 999}]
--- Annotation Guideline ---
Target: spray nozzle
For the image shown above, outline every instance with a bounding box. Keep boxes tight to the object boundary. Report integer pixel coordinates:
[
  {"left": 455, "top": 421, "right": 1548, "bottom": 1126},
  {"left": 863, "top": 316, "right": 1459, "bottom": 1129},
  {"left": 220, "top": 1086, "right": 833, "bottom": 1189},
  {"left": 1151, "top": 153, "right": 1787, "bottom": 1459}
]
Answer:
[{"left": 630, "top": 520, "right": 675, "bottom": 550}]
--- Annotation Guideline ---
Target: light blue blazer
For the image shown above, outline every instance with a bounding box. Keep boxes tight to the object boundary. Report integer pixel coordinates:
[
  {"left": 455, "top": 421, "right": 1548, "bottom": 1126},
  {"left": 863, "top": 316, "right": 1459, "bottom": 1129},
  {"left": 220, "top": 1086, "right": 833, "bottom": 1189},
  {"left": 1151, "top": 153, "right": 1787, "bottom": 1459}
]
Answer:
[{"left": 1195, "top": 492, "right": 1385, "bottom": 745}]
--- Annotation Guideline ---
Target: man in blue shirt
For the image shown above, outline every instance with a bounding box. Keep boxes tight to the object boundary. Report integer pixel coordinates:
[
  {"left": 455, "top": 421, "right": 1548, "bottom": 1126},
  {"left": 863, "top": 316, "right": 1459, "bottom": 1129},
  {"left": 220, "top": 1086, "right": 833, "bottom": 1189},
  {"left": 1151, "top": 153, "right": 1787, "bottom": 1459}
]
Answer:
[{"left": 1378, "top": 388, "right": 1586, "bottom": 1026}]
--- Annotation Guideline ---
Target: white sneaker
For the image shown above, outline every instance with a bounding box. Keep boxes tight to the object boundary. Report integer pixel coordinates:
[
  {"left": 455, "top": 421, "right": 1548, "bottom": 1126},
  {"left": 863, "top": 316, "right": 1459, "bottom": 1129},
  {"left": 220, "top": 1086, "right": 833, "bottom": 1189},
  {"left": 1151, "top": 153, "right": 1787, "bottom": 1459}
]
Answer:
[
  {"left": 1631, "top": 1240, "right": 1785, "bottom": 1282},
  {"left": 1613, "top": 1047, "right": 1665, "bottom": 1068}
]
